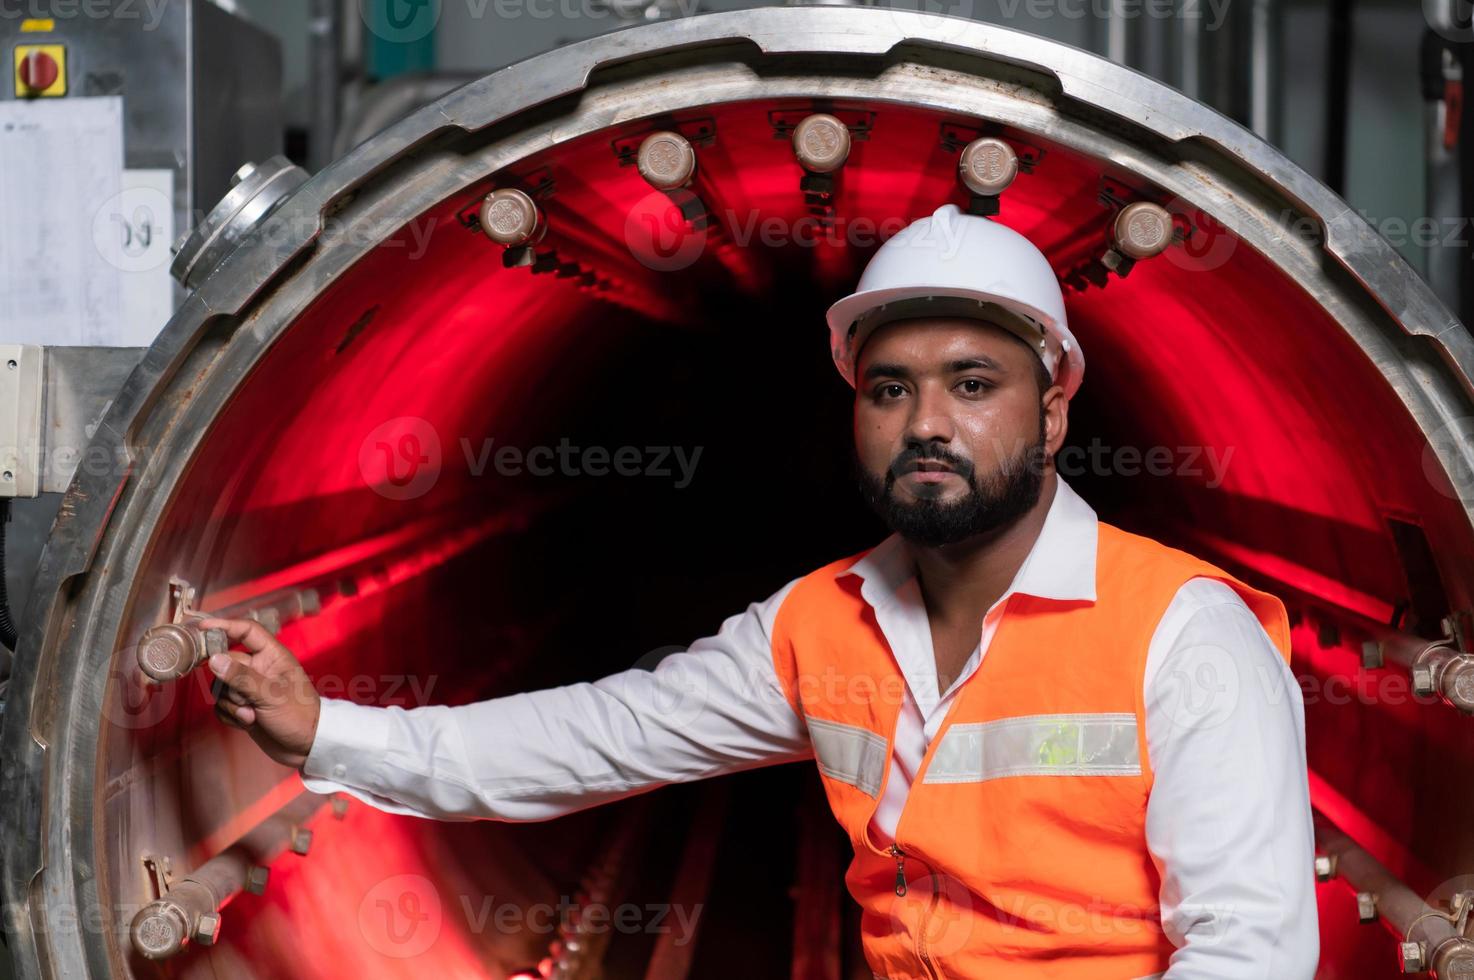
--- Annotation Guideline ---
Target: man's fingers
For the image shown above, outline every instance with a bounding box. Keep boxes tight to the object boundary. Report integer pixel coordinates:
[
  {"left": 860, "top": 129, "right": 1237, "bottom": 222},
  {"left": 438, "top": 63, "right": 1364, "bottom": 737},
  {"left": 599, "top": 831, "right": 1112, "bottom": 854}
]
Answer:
[
  {"left": 214, "top": 699, "right": 254, "bottom": 728},
  {"left": 210, "top": 676, "right": 251, "bottom": 707},
  {"left": 197, "top": 616, "right": 279, "bottom": 656},
  {"left": 207, "top": 650, "right": 267, "bottom": 704}
]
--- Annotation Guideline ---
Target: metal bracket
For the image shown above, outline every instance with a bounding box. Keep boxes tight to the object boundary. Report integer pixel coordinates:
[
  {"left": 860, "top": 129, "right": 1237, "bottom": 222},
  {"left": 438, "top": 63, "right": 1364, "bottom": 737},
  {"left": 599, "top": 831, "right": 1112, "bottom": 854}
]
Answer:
[
  {"left": 611, "top": 117, "right": 716, "bottom": 167},
  {"left": 143, "top": 854, "right": 175, "bottom": 900},
  {"left": 168, "top": 578, "right": 203, "bottom": 625}
]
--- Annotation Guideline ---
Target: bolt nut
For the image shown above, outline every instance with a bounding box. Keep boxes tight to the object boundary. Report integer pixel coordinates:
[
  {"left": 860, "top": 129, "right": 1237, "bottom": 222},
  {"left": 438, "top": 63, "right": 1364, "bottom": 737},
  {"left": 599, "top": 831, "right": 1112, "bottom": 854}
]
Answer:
[
  {"left": 137, "top": 623, "right": 225, "bottom": 683},
  {"left": 957, "top": 137, "right": 1019, "bottom": 196},
  {"left": 1402, "top": 940, "right": 1427, "bottom": 973},
  {"left": 245, "top": 865, "right": 270, "bottom": 895},
  {"left": 1314, "top": 854, "right": 1336, "bottom": 882},
  {"left": 1434, "top": 943, "right": 1474, "bottom": 980},
  {"left": 1361, "top": 640, "right": 1384, "bottom": 669},
  {"left": 792, "top": 113, "right": 851, "bottom": 174},
  {"left": 249, "top": 607, "right": 283, "bottom": 634},
  {"left": 636, "top": 131, "right": 696, "bottom": 191},
  {"left": 1113, "top": 202, "right": 1174, "bottom": 259},
  {"left": 1443, "top": 658, "right": 1474, "bottom": 712},
  {"left": 129, "top": 902, "right": 189, "bottom": 960},
  {"left": 1413, "top": 664, "right": 1437, "bottom": 697},
  {"left": 229, "top": 161, "right": 257, "bottom": 186},
  {"left": 299, "top": 588, "right": 322, "bottom": 616},
  {"left": 1356, "top": 891, "right": 1377, "bottom": 923},
  {"left": 478, "top": 188, "right": 543, "bottom": 246},
  {"left": 193, "top": 912, "right": 222, "bottom": 946},
  {"left": 290, "top": 828, "right": 313, "bottom": 856}
]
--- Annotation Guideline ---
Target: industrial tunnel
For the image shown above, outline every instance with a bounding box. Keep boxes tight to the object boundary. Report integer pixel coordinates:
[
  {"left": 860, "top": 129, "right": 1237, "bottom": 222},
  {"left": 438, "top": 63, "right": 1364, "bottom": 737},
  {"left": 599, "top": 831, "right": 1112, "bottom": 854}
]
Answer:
[{"left": 4, "top": 6, "right": 1474, "bottom": 979}]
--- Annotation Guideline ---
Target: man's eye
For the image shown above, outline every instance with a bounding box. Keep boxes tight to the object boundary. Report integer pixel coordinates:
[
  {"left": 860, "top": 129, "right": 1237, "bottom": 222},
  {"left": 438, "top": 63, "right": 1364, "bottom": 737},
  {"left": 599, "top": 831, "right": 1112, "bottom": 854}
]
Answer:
[
  {"left": 875, "top": 383, "right": 907, "bottom": 399},
  {"left": 957, "top": 378, "right": 992, "bottom": 394}
]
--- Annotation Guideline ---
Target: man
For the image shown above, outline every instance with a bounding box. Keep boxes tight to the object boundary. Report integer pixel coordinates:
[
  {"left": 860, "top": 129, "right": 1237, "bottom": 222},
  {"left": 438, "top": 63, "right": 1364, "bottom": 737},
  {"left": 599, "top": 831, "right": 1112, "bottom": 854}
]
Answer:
[{"left": 203, "top": 203, "right": 1319, "bottom": 978}]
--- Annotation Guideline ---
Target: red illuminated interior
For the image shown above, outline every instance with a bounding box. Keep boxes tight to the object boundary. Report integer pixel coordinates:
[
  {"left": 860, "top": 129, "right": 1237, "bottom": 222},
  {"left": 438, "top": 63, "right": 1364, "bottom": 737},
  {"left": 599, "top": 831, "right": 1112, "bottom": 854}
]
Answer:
[{"left": 99, "top": 97, "right": 1471, "bottom": 978}]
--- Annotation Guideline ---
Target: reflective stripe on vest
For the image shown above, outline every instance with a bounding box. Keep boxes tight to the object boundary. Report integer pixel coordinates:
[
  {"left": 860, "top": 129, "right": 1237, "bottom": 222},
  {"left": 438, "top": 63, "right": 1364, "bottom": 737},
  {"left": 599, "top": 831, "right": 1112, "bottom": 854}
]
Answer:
[
  {"left": 924, "top": 711, "right": 1141, "bottom": 783},
  {"left": 805, "top": 714, "right": 888, "bottom": 797}
]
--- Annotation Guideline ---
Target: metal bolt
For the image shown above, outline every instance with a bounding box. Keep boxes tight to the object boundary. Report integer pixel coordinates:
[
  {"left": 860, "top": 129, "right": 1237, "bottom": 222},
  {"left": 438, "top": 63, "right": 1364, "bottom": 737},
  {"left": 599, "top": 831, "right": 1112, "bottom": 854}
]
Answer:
[
  {"left": 1314, "top": 854, "right": 1337, "bottom": 882},
  {"left": 957, "top": 137, "right": 1019, "bottom": 196},
  {"left": 299, "top": 588, "right": 322, "bottom": 616},
  {"left": 1437, "top": 945, "right": 1474, "bottom": 980},
  {"left": 193, "top": 911, "right": 222, "bottom": 946},
  {"left": 137, "top": 625, "right": 197, "bottom": 681},
  {"left": 791, "top": 113, "right": 851, "bottom": 174},
  {"left": 1113, "top": 202, "right": 1174, "bottom": 259},
  {"left": 129, "top": 902, "right": 188, "bottom": 960},
  {"left": 249, "top": 607, "right": 283, "bottom": 634},
  {"left": 1361, "top": 640, "right": 1384, "bottom": 670},
  {"left": 245, "top": 865, "right": 269, "bottom": 895},
  {"left": 1356, "top": 891, "right": 1377, "bottom": 923},
  {"left": 1401, "top": 940, "right": 1426, "bottom": 973},
  {"left": 138, "top": 623, "right": 224, "bottom": 683},
  {"left": 636, "top": 131, "right": 696, "bottom": 191},
  {"left": 1413, "top": 664, "right": 1437, "bottom": 698},
  {"left": 290, "top": 828, "right": 313, "bottom": 856},
  {"left": 229, "top": 161, "right": 258, "bottom": 186},
  {"left": 1444, "top": 659, "right": 1474, "bottom": 712},
  {"left": 478, "top": 188, "right": 542, "bottom": 246}
]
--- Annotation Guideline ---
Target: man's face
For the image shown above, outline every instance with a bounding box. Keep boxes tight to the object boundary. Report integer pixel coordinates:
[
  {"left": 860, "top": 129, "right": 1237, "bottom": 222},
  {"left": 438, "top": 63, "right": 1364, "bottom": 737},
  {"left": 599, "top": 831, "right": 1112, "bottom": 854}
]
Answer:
[{"left": 850, "top": 316, "right": 1068, "bottom": 548}]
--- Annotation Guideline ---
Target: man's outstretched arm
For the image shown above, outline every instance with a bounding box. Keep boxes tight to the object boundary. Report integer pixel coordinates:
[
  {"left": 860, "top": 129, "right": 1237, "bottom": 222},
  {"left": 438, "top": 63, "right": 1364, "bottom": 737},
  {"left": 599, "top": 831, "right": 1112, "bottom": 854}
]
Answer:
[{"left": 201, "top": 576, "right": 812, "bottom": 822}]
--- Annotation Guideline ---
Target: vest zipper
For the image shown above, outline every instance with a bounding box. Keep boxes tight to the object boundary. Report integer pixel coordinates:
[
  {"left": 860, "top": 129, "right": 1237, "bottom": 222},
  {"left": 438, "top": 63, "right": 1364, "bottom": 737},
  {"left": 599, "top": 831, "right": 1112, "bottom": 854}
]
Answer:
[
  {"left": 916, "top": 868, "right": 942, "bottom": 980},
  {"left": 888, "top": 843, "right": 907, "bottom": 896}
]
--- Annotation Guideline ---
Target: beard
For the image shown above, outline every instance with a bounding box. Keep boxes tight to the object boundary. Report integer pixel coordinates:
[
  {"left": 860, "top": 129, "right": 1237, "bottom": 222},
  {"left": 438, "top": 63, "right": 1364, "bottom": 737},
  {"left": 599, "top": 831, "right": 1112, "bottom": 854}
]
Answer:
[{"left": 851, "top": 410, "right": 1047, "bottom": 548}]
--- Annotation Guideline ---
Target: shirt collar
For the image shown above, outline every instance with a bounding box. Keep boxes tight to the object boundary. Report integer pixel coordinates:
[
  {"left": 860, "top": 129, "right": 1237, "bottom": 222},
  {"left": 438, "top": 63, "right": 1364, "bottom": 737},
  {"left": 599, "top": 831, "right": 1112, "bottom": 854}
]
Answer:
[{"left": 837, "top": 474, "right": 1099, "bottom": 607}]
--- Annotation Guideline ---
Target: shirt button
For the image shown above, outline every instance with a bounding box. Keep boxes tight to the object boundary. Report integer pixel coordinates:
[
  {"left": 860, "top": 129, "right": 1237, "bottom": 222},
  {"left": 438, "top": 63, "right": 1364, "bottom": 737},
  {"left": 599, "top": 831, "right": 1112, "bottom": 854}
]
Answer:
[{"left": 332, "top": 764, "right": 347, "bottom": 778}]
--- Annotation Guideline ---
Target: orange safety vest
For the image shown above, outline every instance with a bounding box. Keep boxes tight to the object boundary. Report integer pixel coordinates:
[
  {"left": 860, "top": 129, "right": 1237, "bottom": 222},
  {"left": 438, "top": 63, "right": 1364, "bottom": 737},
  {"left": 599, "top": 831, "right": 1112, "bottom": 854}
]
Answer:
[{"left": 769, "top": 520, "right": 1293, "bottom": 980}]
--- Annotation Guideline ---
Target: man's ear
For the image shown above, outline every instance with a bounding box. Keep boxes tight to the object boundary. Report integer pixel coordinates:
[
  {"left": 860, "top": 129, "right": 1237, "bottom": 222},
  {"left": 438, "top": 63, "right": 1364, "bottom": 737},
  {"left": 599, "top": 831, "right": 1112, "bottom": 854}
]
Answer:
[{"left": 1042, "top": 385, "right": 1068, "bottom": 459}]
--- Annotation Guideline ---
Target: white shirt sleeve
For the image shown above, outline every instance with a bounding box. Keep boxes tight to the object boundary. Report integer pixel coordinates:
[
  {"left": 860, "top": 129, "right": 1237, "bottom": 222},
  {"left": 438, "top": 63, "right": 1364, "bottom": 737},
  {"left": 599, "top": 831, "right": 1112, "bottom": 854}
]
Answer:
[
  {"left": 1144, "top": 576, "right": 1320, "bottom": 979},
  {"left": 299, "top": 577, "right": 813, "bottom": 821}
]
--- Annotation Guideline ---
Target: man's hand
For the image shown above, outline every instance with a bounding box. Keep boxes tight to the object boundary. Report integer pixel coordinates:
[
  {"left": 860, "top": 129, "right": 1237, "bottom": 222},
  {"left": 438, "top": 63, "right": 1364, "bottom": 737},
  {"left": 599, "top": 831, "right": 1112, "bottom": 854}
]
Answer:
[{"left": 198, "top": 617, "right": 321, "bottom": 770}]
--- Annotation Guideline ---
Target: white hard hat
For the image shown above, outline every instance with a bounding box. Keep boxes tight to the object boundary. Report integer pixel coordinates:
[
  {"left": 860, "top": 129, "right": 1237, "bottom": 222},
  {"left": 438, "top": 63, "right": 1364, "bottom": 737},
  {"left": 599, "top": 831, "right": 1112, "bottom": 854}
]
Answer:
[{"left": 825, "top": 203, "right": 1083, "bottom": 400}]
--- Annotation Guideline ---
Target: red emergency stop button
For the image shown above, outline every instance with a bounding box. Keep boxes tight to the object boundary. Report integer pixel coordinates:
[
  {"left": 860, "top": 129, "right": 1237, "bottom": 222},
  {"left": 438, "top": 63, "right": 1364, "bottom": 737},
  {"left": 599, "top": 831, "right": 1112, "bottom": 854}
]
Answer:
[{"left": 15, "top": 46, "right": 65, "bottom": 96}]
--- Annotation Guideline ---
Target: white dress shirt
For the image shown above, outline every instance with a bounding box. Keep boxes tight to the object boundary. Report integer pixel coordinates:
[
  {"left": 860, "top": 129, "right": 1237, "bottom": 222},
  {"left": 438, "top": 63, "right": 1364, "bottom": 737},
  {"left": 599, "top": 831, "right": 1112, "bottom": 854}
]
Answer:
[{"left": 301, "top": 475, "right": 1318, "bottom": 978}]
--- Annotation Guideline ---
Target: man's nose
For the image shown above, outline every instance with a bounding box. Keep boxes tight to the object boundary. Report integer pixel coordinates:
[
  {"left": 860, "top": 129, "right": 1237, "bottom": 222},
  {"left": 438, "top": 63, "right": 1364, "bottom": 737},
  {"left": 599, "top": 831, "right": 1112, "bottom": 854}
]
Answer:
[{"left": 903, "top": 383, "right": 957, "bottom": 443}]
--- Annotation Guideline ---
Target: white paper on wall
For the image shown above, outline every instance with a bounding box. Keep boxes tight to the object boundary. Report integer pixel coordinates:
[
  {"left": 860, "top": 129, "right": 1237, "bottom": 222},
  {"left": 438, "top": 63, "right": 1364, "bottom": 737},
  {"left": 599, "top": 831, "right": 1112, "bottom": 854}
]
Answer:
[{"left": 0, "top": 96, "right": 136, "bottom": 346}]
